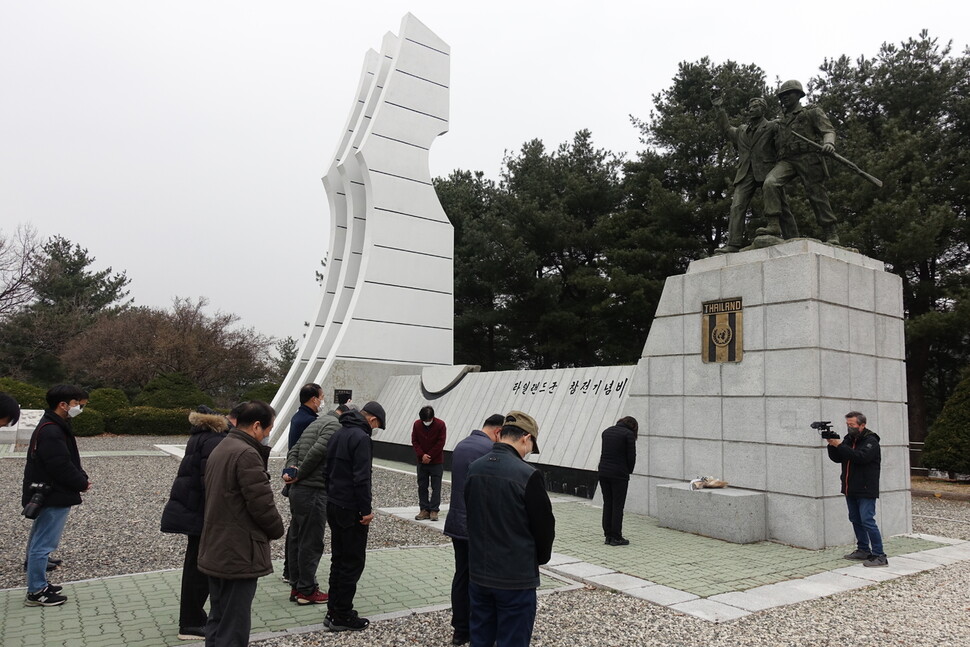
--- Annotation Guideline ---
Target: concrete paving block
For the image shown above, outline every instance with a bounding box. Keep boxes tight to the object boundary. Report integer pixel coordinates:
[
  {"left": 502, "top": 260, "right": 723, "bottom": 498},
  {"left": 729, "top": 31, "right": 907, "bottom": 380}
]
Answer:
[
  {"left": 790, "top": 571, "right": 873, "bottom": 596},
  {"left": 545, "top": 552, "right": 583, "bottom": 566},
  {"left": 830, "top": 565, "right": 901, "bottom": 582},
  {"left": 626, "top": 584, "right": 699, "bottom": 606},
  {"left": 552, "top": 562, "right": 615, "bottom": 579},
  {"left": 670, "top": 598, "right": 751, "bottom": 622},
  {"left": 879, "top": 555, "right": 939, "bottom": 575},
  {"left": 707, "top": 580, "right": 820, "bottom": 612},
  {"left": 586, "top": 572, "right": 656, "bottom": 591}
]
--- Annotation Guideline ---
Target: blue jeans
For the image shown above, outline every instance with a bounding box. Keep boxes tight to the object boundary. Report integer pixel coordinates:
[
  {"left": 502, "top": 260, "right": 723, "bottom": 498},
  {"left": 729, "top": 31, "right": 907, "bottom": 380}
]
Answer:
[
  {"left": 469, "top": 581, "right": 536, "bottom": 647},
  {"left": 26, "top": 506, "right": 71, "bottom": 593},
  {"left": 845, "top": 496, "right": 884, "bottom": 556}
]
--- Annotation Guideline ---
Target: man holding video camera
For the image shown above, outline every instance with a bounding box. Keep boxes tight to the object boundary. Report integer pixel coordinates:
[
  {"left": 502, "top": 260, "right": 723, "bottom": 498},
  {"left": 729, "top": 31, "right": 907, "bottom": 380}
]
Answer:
[{"left": 826, "top": 411, "right": 888, "bottom": 567}]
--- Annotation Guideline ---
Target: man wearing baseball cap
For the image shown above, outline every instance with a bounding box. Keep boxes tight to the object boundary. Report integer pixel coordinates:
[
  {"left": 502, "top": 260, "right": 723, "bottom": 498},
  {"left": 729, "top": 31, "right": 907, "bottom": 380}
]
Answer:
[{"left": 464, "top": 411, "right": 555, "bottom": 647}]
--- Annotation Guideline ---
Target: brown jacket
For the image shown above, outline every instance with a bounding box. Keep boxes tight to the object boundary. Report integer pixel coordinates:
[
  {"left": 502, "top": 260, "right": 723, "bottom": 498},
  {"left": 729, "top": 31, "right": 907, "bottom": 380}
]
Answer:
[{"left": 198, "top": 429, "right": 284, "bottom": 579}]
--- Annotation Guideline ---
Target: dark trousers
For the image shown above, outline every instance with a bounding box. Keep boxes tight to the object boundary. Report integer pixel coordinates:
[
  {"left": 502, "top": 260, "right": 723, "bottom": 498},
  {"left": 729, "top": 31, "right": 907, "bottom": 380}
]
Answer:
[
  {"left": 450, "top": 538, "right": 470, "bottom": 634},
  {"left": 469, "top": 581, "right": 537, "bottom": 647},
  {"left": 599, "top": 476, "right": 629, "bottom": 540},
  {"left": 727, "top": 172, "right": 797, "bottom": 243},
  {"left": 179, "top": 534, "right": 209, "bottom": 629},
  {"left": 287, "top": 485, "right": 327, "bottom": 594},
  {"left": 206, "top": 576, "right": 258, "bottom": 647},
  {"left": 763, "top": 157, "right": 837, "bottom": 228},
  {"left": 417, "top": 463, "right": 444, "bottom": 511},
  {"left": 326, "top": 502, "right": 369, "bottom": 619},
  {"left": 281, "top": 525, "right": 292, "bottom": 580}
]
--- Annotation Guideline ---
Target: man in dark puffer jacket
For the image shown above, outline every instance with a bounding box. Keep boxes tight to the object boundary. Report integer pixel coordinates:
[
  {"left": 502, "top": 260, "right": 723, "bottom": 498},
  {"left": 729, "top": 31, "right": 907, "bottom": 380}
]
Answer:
[{"left": 160, "top": 406, "right": 229, "bottom": 640}]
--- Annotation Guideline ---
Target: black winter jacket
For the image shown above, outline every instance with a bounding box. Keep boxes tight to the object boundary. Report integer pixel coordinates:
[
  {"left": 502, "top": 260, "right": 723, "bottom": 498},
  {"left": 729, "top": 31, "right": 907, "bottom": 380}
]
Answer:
[
  {"left": 160, "top": 411, "right": 229, "bottom": 535},
  {"left": 597, "top": 424, "right": 637, "bottom": 479},
  {"left": 22, "top": 410, "right": 89, "bottom": 508},
  {"left": 325, "top": 410, "right": 373, "bottom": 516},
  {"left": 827, "top": 429, "right": 881, "bottom": 498}
]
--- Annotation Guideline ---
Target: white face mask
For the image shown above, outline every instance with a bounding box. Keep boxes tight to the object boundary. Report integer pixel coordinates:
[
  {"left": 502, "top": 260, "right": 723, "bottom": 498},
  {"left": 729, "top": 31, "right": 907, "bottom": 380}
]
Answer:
[
  {"left": 423, "top": 420, "right": 432, "bottom": 427},
  {"left": 68, "top": 404, "right": 83, "bottom": 418}
]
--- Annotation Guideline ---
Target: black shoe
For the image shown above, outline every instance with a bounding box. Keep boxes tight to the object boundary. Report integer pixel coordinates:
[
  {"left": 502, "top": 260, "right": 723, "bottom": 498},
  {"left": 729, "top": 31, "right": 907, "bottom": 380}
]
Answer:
[
  {"left": 452, "top": 630, "right": 470, "bottom": 645},
  {"left": 604, "top": 536, "right": 613, "bottom": 545},
  {"left": 328, "top": 613, "right": 370, "bottom": 632},
  {"left": 863, "top": 554, "right": 889, "bottom": 568},
  {"left": 843, "top": 549, "right": 870, "bottom": 561},
  {"left": 177, "top": 626, "right": 205, "bottom": 640},
  {"left": 22, "top": 559, "right": 59, "bottom": 572},
  {"left": 609, "top": 537, "right": 630, "bottom": 546},
  {"left": 46, "top": 583, "right": 63, "bottom": 594},
  {"left": 25, "top": 585, "right": 67, "bottom": 607}
]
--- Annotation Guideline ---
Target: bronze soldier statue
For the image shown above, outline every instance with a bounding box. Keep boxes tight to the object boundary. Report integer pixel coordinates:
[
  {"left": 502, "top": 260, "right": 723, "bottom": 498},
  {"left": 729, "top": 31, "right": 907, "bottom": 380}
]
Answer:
[
  {"left": 760, "top": 80, "right": 840, "bottom": 244},
  {"left": 712, "top": 94, "right": 797, "bottom": 253}
]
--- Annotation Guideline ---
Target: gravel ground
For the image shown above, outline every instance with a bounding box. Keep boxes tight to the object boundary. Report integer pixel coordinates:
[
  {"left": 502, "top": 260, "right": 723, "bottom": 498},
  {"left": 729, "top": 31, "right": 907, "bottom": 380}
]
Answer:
[
  {"left": 0, "top": 436, "right": 446, "bottom": 589},
  {"left": 3, "top": 435, "right": 969, "bottom": 646}
]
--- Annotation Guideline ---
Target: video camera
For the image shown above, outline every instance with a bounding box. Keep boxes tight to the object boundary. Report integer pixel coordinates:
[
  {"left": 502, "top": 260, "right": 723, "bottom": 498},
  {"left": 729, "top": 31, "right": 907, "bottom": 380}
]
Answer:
[{"left": 811, "top": 421, "right": 840, "bottom": 441}]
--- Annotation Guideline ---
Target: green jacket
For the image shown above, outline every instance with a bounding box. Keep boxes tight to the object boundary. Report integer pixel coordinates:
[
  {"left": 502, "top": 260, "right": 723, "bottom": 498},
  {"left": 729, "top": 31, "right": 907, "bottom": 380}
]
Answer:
[{"left": 286, "top": 411, "right": 340, "bottom": 489}]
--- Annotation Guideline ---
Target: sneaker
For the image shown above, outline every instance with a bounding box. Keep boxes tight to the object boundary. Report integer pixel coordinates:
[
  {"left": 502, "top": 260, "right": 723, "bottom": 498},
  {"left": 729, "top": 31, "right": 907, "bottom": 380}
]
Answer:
[
  {"left": 604, "top": 537, "right": 613, "bottom": 545},
  {"left": 429, "top": 511, "right": 439, "bottom": 521},
  {"left": 296, "top": 589, "right": 329, "bottom": 605},
  {"left": 289, "top": 588, "right": 298, "bottom": 602},
  {"left": 452, "top": 630, "right": 470, "bottom": 645},
  {"left": 281, "top": 574, "right": 291, "bottom": 584},
  {"left": 328, "top": 613, "right": 370, "bottom": 631},
  {"left": 324, "top": 614, "right": 333, "bottom": 629},
  {"left": 415, "top": 510, "right": 430, "bottom": 520},
  {"left": 843, "top": 549, "right": 870, "bottom": 561},
  {"left": 177, "top": 627, "right": 205, "bottom": 640},
  {"left": 25, "top": 585, "right": 67, "bottom": 607},
  {"left": 863, "top": 554, "right": 889, "bottom": 568},
  {"left": 609, "top": 537, "right": 630, "bottom": 546},
  {"left": 46, "top": 583, "right": 63, "bottom": 594}
]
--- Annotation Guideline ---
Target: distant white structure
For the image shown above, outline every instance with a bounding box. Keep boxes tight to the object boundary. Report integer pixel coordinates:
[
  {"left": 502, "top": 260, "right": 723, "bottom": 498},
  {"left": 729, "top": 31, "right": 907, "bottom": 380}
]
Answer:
[{"left": 270, "top": 14, "right": 452, "bottom": 452}]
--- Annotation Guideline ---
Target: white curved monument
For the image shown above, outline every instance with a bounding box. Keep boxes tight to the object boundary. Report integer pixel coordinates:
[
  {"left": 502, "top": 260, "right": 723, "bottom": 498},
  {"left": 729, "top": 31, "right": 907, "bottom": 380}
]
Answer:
[{"left": 270, "top": 14, "right": 452, "bottom": 451}]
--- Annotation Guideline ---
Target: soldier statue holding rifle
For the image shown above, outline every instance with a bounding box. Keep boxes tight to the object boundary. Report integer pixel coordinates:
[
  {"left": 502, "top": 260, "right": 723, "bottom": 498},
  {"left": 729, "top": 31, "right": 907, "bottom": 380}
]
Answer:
[{"left": 760, "top": 79, "right": 841, "bottom": 244}]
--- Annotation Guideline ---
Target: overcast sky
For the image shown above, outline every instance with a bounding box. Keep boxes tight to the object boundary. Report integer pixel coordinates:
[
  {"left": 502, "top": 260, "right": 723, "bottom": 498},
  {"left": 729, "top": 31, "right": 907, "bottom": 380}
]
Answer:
[{"left": 1, "top": 1, "right": 967, "bottom": 348}]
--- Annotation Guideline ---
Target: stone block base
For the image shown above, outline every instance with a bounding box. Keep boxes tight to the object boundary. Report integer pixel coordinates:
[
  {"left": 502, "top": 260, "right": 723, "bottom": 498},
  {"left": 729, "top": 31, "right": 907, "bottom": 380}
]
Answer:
[{"left": 657, "top": 483, "right": 767, "bottom": 544}]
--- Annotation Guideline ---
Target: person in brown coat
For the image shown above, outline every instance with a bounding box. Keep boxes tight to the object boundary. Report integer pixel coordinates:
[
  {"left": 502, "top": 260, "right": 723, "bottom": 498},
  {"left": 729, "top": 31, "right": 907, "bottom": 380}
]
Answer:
[{"left": 198, "top": 401, "right": 285, "bottom": 646}]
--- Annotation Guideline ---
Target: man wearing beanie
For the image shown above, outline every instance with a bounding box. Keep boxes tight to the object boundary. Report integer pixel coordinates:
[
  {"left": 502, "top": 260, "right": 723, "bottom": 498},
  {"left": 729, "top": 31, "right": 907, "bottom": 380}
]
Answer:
[
  {"left": 464, "top": 411, "right": 555, "bottom": 647},
  {"left": 323, "top": 400, "right": 386, "bottom": 632}
]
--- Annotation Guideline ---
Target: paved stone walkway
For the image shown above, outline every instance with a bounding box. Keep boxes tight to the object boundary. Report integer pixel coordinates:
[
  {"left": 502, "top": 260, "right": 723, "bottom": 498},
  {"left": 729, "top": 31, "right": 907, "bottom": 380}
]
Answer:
[{"left": 3, "top": 456, "right": 969, "bottom": 645}]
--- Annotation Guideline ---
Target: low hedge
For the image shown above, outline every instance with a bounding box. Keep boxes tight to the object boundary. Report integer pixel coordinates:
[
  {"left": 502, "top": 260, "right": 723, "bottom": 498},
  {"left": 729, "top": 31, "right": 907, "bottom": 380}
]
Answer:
[
  {"left": 87, "top": 388, "right": 130, "bottom": 415},
  {"left": 73, "top": 408, "right": 106, "bottom": 437},
  {"left": 105, "top": 407, "right": 193, "bottom": 436},
  {"left": 0, "top": 378, "right": 46, "bottom": 410}
]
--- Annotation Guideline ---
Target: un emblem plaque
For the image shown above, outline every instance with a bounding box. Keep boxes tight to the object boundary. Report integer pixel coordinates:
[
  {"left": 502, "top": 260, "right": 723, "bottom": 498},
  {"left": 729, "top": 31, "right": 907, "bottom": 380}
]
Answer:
[{"left": 701, "top": 298, "right": 743, "bottom": 363}]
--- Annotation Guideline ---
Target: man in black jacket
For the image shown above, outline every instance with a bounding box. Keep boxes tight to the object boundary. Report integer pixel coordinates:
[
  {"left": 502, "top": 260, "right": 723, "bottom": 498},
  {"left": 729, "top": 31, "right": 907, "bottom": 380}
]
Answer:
[
  {"left": 465, "top": 411, "right": 555, "bottom": 647},
  {"left": 597, "top": 416, "right": 638, "bottom": 546},
  {"left": 826, "top": 411, "right": 888, "bottom": 567},
  {"left": 323, "top": 401, "right": 386, "bottom": 632},
  {"left": 22, "top": 384, "right": 91, "bottom": 607}
]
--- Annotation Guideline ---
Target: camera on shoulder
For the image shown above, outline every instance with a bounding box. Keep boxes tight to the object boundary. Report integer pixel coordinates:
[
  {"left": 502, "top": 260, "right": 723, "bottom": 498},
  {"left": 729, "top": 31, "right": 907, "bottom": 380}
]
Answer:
[
  {"left": 22, "top": 482, "right": 52, "bottom": 520},
  {"left": 811, "top": 420, "right": 840, "bottom": 441}
]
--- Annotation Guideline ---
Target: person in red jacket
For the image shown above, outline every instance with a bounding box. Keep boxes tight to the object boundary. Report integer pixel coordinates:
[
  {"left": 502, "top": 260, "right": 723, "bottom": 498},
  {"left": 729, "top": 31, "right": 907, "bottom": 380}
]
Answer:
[{"left": 412, "top": 405, "right": 446, "bottom": 521}]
